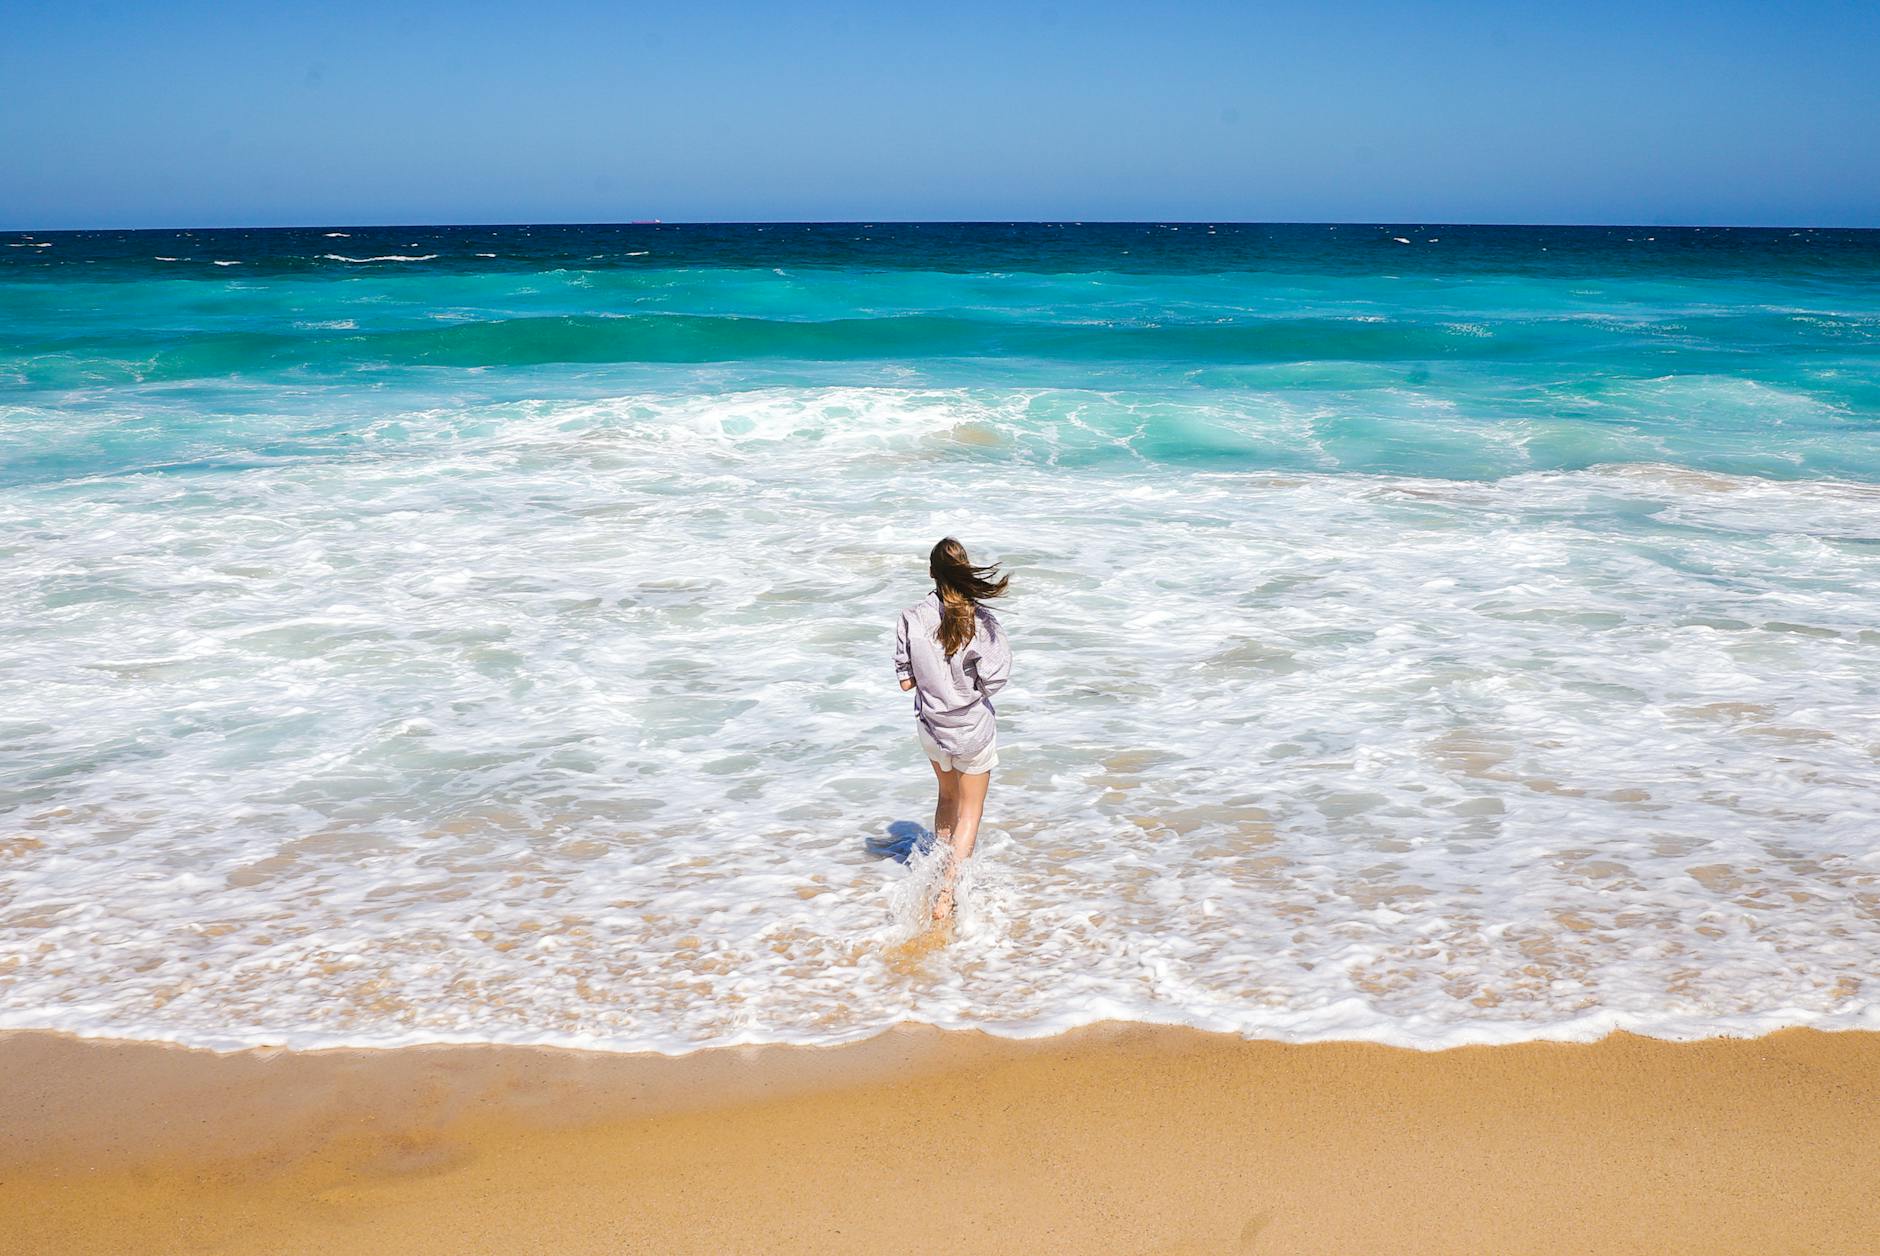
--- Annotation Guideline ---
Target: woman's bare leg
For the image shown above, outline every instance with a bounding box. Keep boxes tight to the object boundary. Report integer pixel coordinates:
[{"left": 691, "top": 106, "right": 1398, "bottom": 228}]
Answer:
[
  {"left": 933, "top": 768, "right": 990, "bottom": 921},
  {"left": 929, "top": 759, "right": 959, "bottom": 849}
]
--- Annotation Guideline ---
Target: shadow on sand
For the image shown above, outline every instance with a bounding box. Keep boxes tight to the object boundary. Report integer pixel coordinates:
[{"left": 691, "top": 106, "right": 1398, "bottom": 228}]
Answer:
[{"left": 865, "top": 819, "right": 938, "bottom": 864}]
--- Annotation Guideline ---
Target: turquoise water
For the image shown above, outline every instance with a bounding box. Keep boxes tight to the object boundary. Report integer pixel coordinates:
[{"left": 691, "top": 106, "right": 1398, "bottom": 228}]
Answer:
[
  {"left": 2, "top": 223, "right": 1877, "bottom": 1051},
  {"left": 6, "top": 223, "right": 1879, "bottom": 484}
]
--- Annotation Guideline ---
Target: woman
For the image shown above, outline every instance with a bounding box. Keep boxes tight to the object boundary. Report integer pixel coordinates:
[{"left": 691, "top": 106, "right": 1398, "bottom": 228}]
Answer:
[{"left": 893, "top": 537, "right": 1012, "bottom": 921}]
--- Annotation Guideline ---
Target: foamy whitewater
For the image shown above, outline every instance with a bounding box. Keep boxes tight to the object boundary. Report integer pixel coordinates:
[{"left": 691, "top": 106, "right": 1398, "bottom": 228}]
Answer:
[{"left": 2, "top": 224, "right": 1877, "bottom": 1052}]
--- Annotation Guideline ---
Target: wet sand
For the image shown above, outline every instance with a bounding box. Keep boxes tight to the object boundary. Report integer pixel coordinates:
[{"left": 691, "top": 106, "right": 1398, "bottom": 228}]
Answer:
[{"left": 2, "top": 1024, "right": 1876, "bottom": 1255}]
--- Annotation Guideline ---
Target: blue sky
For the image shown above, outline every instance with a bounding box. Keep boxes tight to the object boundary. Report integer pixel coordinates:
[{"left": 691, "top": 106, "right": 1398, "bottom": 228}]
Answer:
[{"left": 3, "top": 0, "right": 1877, "bottom": 228}]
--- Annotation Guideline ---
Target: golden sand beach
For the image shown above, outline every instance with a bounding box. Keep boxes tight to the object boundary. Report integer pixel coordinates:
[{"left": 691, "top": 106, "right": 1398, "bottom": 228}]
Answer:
[{"left": 3, "top": 1024, "right": 1876, "bottom": 1255}]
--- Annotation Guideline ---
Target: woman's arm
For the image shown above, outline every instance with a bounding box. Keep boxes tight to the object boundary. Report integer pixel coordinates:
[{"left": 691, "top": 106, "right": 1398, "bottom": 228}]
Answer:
[{"left": 893, "top": 611, "right": 915, "bottom": 690}]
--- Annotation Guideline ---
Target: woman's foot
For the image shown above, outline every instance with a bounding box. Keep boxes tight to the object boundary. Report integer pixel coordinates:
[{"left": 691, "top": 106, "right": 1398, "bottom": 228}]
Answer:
[{"left": 931, "top": 885, "right": 955, "bottom": 921}]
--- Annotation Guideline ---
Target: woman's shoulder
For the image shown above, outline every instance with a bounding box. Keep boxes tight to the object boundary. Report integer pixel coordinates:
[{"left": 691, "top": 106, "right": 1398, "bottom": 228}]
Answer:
[{"left": 900, "top": 592, "right": 940, "bottom": 622}]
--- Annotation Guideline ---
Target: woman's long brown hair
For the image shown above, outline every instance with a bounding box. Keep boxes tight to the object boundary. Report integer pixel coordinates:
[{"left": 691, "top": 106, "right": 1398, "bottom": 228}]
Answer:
[{"left": 930, "top": 537, "right": 1009, "bottom": 657}]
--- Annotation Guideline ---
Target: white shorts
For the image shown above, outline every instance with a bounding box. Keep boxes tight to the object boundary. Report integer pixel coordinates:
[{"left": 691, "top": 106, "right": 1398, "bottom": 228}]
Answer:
[{"left": 917, "top": 722, "right": 999, "bottom": 775}]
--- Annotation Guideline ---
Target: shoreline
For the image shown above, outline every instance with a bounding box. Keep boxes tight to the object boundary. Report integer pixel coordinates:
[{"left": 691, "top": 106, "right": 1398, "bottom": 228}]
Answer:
[
  {"left": 4, "top": 1023, "right": 1876, "bottom": 1254},
  {"left": 10, "top": 995, "right": 1875, "bottom": 1058}
]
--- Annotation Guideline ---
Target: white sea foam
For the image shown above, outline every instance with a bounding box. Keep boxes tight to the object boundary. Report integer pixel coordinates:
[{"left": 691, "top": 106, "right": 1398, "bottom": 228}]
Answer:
[
  {"left": 212, "top": 259, "right": 241, "bottom": 266},
  {"left": 322, "top": 253, "right": 440, "bottom": 263},
  {"left": 1, "top": 387, "right": 1877, "bottom": 1054}
]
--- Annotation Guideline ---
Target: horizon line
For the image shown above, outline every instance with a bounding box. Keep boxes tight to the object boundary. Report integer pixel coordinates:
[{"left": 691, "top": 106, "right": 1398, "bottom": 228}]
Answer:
[{"left": 6, "top": 217, "right": 1877, "bottom": 235}]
